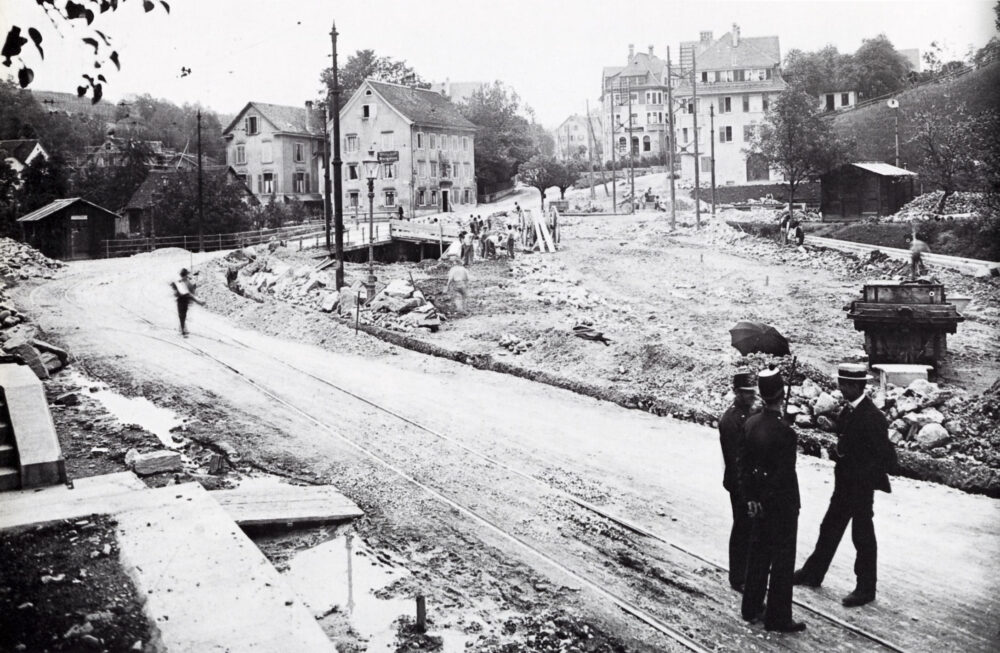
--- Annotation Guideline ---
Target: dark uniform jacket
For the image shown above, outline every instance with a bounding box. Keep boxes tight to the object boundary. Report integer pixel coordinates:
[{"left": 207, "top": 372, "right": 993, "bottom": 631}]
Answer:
[
  {"left": 739, "top": 408, "right": 800, "bottom": 510},
  {"left": 831, "top": 396, "right": 895, "bottom": 493},
  {"left": 719, "top": 404, "right": 752, "bottom": 493}
]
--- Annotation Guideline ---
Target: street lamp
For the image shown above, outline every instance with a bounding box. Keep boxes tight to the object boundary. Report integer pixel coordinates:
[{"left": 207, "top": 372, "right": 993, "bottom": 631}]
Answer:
[
  {"left": 887, "top": 98, "right": 900, "bottom": 167},
  {"left": 362, "top": 148, "right": 380, "bottom": 302}
]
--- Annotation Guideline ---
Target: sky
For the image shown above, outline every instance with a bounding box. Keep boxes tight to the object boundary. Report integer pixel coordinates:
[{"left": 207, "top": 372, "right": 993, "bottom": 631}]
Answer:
[{"left": 3, "top": 0, "right": 997, "bottom": 127}]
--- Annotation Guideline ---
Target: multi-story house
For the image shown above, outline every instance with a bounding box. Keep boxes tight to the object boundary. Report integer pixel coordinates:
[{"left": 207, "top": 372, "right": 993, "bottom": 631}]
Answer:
[
  {"left": 553, "top": 113, "right": 602, "bottom": 162},
  {"left": 600, "top": 45, "right": 673, "bottom": 163},
  {"left": 337, "top": 79, "right": 477, "bottom": 217},
  {"left": 222, "top": 102, "right": 325, "bottom": 206},
  {"left": 673, "top": 25, "right": 786, "bottom": 184}
]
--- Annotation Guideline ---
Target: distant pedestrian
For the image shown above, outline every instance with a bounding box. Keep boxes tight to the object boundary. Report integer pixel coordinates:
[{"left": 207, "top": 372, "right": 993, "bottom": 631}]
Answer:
[
  {"left": 794, "top": 363, "right": 896, "bottom": 608},
  {"left": 506, "top": 226, "right": 516, "bottom": 259},
  {"left": 779, "top": 212, "right": 791, "bottom": 246},
  {"left": 740, "top": 369, "right": 806, "bottom": 633},
  {"left": 397, "top": 205, "right": 405, "bottom": 221},
  {"left": 446, "top": 261, "right": 470, "bottom": 313},
  {"left": 719, "top": 369, "right": 757, "bottom": 593},
  {"left": 486, "top": 216, "right": 493, "bottom": 231},
  {"left": 791, "top": 220, "right": 804, "bottom": 247},
  {"left": 171, "top": 268, "right": 203, "bottom": 337},
  {"left": 462, "top": 231, "right": 475, "bottom": 266}
]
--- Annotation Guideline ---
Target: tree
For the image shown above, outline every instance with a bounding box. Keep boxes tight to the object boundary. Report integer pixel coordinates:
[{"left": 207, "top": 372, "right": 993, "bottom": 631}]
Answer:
[
  {"left": 551, "top": 160, "right": 581, "bottom": 199},
  {"left": 0, "top": 158, "right": 21, "bottom": 236},
  {"left": 851, "top": 34, "right": 911, "bottom": 100},
  {"left": 908, "top": 103, "right": 994, "bottom": 213},
  {"left": 747, "top": 88, "right": 850, "bottom": 208},
  {"left": 783, "top": 46, "right": 855, "bottom": 97},
  {"left": 517, "top": 155, "right": 559, "bottom": 210},
  {"left": 72, "top": 138, "right": 153, "bottom": 211},
  {"left": 15, "top": 152, "right": 69, "bottom": 214},
  {"left": 151, "top": 169, "right": 254, "bottom": 237},
  {"left": 318, "top": 49, "right": 429, "bottom": 110},
  {"left": 2, "top": 0, "right": 171, "bottom": 102},
  {"left": 458, "top": 82, "right": 537, "bottom": 191}
]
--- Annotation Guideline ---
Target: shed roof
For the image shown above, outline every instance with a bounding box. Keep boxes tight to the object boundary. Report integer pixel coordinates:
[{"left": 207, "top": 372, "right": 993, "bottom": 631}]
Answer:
[
  {"left": 366, "top": 81, "right": 477, "bottom": 131},
  {"left": 17, "top": 198, "right": 120, "bottom": 223},
  {"left": 850, "top": 162, "right": 918, "bottom": 177}
]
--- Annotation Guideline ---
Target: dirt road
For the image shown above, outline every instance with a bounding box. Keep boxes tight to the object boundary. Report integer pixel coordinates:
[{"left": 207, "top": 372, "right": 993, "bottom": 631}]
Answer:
[{"left": 16, "top": 250, "right": 1000, "bottom": 652}]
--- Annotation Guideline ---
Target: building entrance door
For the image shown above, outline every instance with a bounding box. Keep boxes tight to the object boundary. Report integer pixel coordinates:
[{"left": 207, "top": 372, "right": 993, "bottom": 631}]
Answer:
[
  {"left": 441, "top": 190, "right": 449, "bottom": 213},
  {"left": 69, "top": 215, "right": 89, "bottom": 259}
]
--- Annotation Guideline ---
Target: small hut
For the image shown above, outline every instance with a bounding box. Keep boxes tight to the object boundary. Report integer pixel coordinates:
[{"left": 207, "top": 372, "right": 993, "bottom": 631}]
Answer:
[
  {"left": 17, "top": 198, "right": 121, "bottom": 260},
  {"left": 820, "top": 162, "right": 917, "bottom": 222}
]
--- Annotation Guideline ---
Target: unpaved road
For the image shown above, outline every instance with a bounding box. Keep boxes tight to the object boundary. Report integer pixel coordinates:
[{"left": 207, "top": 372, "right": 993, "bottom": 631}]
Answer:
[{"left": 16, "top": 250, "right": 1000, "bottom": 652}]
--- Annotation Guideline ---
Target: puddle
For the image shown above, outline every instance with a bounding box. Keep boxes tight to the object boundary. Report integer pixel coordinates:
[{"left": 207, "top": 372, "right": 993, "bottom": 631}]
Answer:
[
  {"left": 65, "top": 371, "right": 185, "bottom": 448},
  {"left": 284, "top": 533, "right": 469, "bottom": 651}
]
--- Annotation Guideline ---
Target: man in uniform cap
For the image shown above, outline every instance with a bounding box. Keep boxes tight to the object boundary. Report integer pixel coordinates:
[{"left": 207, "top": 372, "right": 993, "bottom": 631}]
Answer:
[
  {"left": 740, "top": 368, "right": 806, "bottom": 632},
  {"left": 794, "top": 363, "right": 896, "bottom": 607},
  {"left": 718, "top": 369, "right": 757, "bottom": 592}
]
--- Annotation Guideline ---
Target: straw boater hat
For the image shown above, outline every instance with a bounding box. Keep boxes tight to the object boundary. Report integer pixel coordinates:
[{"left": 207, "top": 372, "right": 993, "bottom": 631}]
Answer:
[
  {"left": 757, "top": 368, "right": 785, "bottom": 402},
  {"left": 732, "top": 370, "right": 756, "bottom": 392},
  {"left": 836, "top": 363, "right": 873, "bottom": 383}
]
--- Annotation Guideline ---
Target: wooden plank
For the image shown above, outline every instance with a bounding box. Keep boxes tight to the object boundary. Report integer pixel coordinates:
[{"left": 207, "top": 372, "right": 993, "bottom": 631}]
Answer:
[
  {"left": 534, "top": 214, "right": 555, "bottom": 252},
  {"left": 211, "top": 483, "right": 364, "bottom": 527}
]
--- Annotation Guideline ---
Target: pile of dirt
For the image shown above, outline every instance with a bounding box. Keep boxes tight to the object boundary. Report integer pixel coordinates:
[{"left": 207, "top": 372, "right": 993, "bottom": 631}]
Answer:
[
  {"left": 0, "top": 516, "right": 155, "bottom": 652},
  {"left": 0, "top": 236, "right": 65, "bottom": 281}
]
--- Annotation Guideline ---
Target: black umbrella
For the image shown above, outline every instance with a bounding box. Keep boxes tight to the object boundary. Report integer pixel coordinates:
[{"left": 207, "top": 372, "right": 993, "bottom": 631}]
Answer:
[{"left": 729, "top": 321, "right": 790, "bottom": 356}]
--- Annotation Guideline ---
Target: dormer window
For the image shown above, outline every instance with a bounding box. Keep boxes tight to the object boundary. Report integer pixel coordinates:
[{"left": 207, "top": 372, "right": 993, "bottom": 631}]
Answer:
[{"left": 245, "top": 116, "right": 259, "bottom": 135}]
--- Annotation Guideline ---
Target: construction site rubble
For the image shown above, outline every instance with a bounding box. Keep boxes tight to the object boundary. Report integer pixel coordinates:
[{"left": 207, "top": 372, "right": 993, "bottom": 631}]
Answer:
[
  {"left": 884, "top": 191, "right": 989, "bottom": 222},
  {"left": 0, "top": 237, "right": 65, "bottom": 281}
]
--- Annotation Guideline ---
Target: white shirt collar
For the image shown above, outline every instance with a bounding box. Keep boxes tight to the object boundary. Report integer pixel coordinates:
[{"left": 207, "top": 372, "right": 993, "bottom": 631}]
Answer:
[{"left": 849, "top": 393, "right": 866, "bottom": 409}]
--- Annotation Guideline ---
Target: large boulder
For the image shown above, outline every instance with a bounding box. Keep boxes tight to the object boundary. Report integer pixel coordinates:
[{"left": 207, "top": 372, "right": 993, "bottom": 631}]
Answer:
[
  {"left": 383, "top": 279, "right": 415, "bottom": 298},
  {"left": 914, "top": 423, "right": 950, "bottom": 449},
  {"left": 319, "top": 292, "right": 340, "bottom": 313},
  {"left": 813, "top": 392, "right": 839, "bottom": 416},
  {"left": 906, "top": 378, "right": 940, "bottom": 398},
  {"left": 798, "top": 378, "right": 821, "bottom": 400},
  {"left": 129, "top": 450, "right": 183, "bottom": 475},
  {"left": 2, "top": 336, "right": 49, "bottom": 380},
  {"left": 903, "top": 408, "right": 945, "bottom": 427}
]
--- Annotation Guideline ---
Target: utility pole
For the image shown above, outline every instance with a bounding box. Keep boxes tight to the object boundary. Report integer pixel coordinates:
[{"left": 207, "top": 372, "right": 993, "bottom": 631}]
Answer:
[
  {"left": 666, "top": 46, "right": 677, "bottom": 229},
  {"left": 691, "top": 57, "right": 701, "bottom": 229},
  {"left": 585, "top": 100, "right": 596, "bottom": 199},
  {"left": 709, "top": 104, "right": 716, "bottom": 216},
  {"left": 331, "top": 21, "right": 345, "bottom": 290},
  {"left": 627, "top": 78, "right": 635, "bottom": 213},
  {"left": 197, "top": 109, "right": 204, "bottom": 252},
  {"left": 610, "top": 87, "right": 617, "bottom": 214},
  {"left": 323, "top": 105, "right": 332, "bottom": 249}
]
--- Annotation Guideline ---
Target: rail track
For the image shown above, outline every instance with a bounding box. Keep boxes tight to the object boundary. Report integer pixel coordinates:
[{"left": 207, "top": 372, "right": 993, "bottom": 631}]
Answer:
[{"left": 29, "top": 268, "right": 921, "bottom": 653}]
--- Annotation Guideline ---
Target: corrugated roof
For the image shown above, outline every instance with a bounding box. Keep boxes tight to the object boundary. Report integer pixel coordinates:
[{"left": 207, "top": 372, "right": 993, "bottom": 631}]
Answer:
[
  {"left": 366, "top": 81, "right": 477, "bottom": 131},
  {"left": 0, "top": 139, "right": 44, "bottom": 164},
  {"left": 695, "top": 33, "right": 781, "bottom": 70},
  {"left": 17, "top": 198, "right": 120, "bottom": 222},
  {"left": 851, "top": 162, "right": 918, "bottom": 176}
]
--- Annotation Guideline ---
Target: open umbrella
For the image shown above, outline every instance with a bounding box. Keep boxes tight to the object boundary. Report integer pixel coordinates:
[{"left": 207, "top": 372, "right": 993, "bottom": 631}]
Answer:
[{"left": 729, "top": 321, "right": 790, "bottom": 356}]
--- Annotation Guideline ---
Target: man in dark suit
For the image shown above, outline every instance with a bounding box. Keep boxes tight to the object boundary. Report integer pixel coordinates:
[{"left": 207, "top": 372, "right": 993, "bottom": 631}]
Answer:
[
  {"left": 794, "top": 363, "right": 896, "bottom": 607},
  {"left": 740, "top": 369, "right": 806, "bottom": 633},
  {"left": 718, "top": 370, "right": 757, "bottom": 592}
]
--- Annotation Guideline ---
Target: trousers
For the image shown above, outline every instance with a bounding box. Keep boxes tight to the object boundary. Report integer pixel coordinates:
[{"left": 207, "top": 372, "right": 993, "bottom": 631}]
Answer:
[
  {"left": 742, "top": 504, "right": 798, "bottom": 627},
  {"left": 176, "top": 297, "right": 190, "bottom": 333},
  {"left": 728, "top": 492, "right": 751, "bottom": 587},
  {"left": 800, "top": 481, "right": 877, "bottom": 592}
]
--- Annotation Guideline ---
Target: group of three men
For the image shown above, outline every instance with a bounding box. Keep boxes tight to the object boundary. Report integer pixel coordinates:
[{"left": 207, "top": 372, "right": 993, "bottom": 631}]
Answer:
[{"left": 719, "top": 363, "right": 896, "bottom": 632}]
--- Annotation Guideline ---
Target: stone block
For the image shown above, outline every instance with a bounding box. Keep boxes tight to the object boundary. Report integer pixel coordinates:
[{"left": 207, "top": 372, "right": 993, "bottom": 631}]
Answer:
[
  {"left": 914, "top": 423, "right": 950, "bottom": 449},
  {"left": 3, "top": 338, "right": 49, "bottom": 380},
  {"left": 383, "top": 279, "right": 414, "bottom": 298},
  {"left": 813, "top": 392, "right": 838, "bottom": 416},
  {"left": 130, "top": 450, "right": 183, "bottom": 476},
  {"left": 319, "top": 293, "right": 339, "bottom": 313},
  {"left": 873, "top": 364, "right": 933, "bottom": 388},
  {"left": 903, "top": 408, "right": 945, "bottom": 427},
  {"left": 794, "top": 414, "right": 814, "bottom": 428},
  {"left": 31, "top": 339, "right": 69, "bottom": 365}
]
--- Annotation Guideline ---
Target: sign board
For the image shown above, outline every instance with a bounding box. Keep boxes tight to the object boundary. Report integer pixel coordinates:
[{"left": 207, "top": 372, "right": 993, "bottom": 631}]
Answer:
[
  {"left": 377, "top": 150, "right": 399, "bottom": 164},
  {"left": 70, "top": 214, "right": 88, "bottom": 221}
]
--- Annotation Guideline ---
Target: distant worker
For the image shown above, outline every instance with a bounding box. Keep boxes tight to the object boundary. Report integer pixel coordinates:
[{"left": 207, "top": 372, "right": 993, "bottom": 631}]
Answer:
[
  {"left": 740, "top": 369, "right": 806, "bottom": 633},
  {"left": 794, "top": 364, "right": 896, "bottom": 608},
  {"left": 718, "top": 370, "right": 757, "bottom": 592},
  {"left": 446, "top": 261, "right": 470, "bottom": 313},
  {"left": 506, "top": 225, "right": 516, "bottom": 259},
  {"left": 171, "top": 268, "right": 203, "bottom": 337},
  {"left": 462, "top": 230, "right": 475, "bottom": 266},
  {"left": 779, "top": 211, "right": 791, "bottom": 246},
  {"left": 397, "top": 205, "right": 405, "bottom": 221},
  {"left": 896, "top": 224, "right": 930, "bottom": 279}
]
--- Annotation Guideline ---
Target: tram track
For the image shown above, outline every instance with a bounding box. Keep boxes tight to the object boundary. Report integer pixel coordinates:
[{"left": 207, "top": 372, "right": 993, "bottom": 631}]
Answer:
[{"left": 25, "top": 267, "right": 915, "bottom": 652}]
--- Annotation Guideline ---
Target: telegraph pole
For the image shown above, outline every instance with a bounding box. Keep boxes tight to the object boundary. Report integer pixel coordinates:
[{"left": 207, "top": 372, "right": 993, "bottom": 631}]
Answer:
[
  {"left": 666, "top": 47, "right": 677, "bottom": 229},
  {"left": 323, "top": 105, "right": 332, "bottom": 250},
  {"left": 691, "top": 58, "right": 701, "bottom": 229},
  {"left": 709, "top": 104, "right": 716, "bottom": 216},
  {"left": 331, "top": 21, "right": 345, "bottom": 289},
  {"left": 585, "top": 100, "right": 596, "bottom": 200},
  {"left": 610, "top": 87, "right": 617, "bottom": 214},
  {"left": 627, "top": 78, "right": 635, "bottom": 213},
  {"left": 197, "top": 109, "right": 204, "bottom": 252}
]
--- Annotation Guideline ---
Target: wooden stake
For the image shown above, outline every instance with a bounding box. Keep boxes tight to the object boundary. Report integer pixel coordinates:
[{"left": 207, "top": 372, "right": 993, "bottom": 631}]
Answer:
[{"left": 415, "top": 595, "right": 426, "bottom": 632}]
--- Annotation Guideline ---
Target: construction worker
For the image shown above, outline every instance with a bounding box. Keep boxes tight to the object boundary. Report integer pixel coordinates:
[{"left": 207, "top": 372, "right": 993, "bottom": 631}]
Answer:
[
  {"left": 171, "top": 268, "right": 204, "bottom": 337},
  {"left": 446, "top": 260, "right": 470, "bottom": 313}
]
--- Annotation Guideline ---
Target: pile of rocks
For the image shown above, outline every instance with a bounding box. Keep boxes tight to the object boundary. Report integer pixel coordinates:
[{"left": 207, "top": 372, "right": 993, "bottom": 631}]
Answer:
[
  {"left": 355, "top": 278, "right": 442, "bottom": 332},
  {"left": 887, "top": 191, "right": 988, "bottom": 222},
  {"left": 498, "top": 333, "right": 532, "bottom": 355},
  {"left": 0, "top": 237, "right": 64, "bottom": 280},
  {"left": 512, "top": 259, "right": 608, "bottom": 311}
]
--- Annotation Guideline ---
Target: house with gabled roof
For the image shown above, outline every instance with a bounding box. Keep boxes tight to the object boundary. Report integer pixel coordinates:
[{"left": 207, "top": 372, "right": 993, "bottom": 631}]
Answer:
[
  {"left": 0, "top": 139, "right": 50, "bottom": 185},
  {"left": 600, "top": 45, "right": 673, "bottom": 164},
  {"left": 336, "top": 79, "right": 478, "bottom": 218},
  {"left": 222, "top": 101, "right": 325, "bottom": 208}
]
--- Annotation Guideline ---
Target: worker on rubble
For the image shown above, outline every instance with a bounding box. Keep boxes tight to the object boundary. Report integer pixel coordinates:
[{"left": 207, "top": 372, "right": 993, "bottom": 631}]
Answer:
[
  {"left": 718, "top": 370, "right": 757, "bottom": 593},
  {"left": 446, "top": 260, "right": 470, "bottom": 313},
  {"left": 740, "top": 369, "right": 806, "bottom": 633},
  {"left": 506, "top": 225, "right": 516, "bottom": 259},
  {"left": 794, "top": 363, "right": 896, "bottom": 608},
  {"left": 462, "top": 230, "right": 475, "bottom": 266},
  {"left": 170, "top": 268, "right": 204, "bottom": 337}
]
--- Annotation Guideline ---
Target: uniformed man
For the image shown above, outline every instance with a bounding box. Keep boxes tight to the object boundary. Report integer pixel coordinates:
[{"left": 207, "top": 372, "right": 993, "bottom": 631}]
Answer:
[
  {"left": 718, "top": 369, "right": 757, "bottom": 592},
  {"left": 794, "top": 363, "right": 896, "bottom": 608},
  {"left": 740, "top": 369, "right": 806, "bottom": 632}
]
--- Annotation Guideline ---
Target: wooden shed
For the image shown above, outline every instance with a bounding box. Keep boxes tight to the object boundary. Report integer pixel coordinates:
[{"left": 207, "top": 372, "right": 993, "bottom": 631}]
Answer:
[
  {"left": 17, "top": 198, "right": 120, "bottom": 260},
  {"left": 820, "top": 162, "right": 917, "bottom": 222}
]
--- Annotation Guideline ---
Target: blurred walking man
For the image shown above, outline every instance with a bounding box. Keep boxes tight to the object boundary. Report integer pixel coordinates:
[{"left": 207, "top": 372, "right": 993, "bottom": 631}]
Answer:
[
  {"left": 794, "top": 363, "right": 896, "bottom": 608},
  {"left": 171, "top": 268, "right": 203, "bottom": 337},
  {"left": 446, "top": 261, "right": 470, "bottom": 313},
  {"left": 718, "top": 370, "right": 757, "bottom": 592}
]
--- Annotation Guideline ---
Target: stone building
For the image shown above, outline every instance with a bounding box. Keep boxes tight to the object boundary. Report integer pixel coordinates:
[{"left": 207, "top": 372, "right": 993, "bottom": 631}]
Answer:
[
  {"left": 553, "top": 113, "right": 602, "bottom": 162},
  {"left": 600, "top": 45, "right": 672, "bottom": 163},
  {"left": 336, "top": 79, "right": 477, "bottom": 217}
]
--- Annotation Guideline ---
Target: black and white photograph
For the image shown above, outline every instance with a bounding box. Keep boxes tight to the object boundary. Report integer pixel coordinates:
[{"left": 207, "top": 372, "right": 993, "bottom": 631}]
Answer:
[{"left": 0, "top": 0, "right": 998, "bottom": 650}]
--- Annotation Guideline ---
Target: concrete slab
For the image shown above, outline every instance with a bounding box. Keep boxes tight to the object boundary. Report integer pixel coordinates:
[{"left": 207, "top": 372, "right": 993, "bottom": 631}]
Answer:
[
  {"left": 212, "top": 483, "right": 364, "bottom": 527},
  {"left": 0, "top": 363, "right": 65, "bottom": 488},
  {"left": 873, "top": 363, "right": 933, "bottom": 387}
]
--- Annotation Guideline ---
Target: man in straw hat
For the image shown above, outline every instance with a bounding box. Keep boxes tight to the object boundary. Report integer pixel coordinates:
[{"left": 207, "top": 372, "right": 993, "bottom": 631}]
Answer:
[
  {"left": 739, "top": 368, "right": 806, "bottom": 632},
  {"left": 718, "top": 369, "right": 757, "bottom": 592},
  {"left": 794, "top": 363, "right": 896, "bottom": 608}
]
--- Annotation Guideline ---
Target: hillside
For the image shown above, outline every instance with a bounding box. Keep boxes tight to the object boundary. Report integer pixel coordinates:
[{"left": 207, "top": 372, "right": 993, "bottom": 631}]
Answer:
[{"left": 831, "top": 62, "right": 1000, "bottom": 185}]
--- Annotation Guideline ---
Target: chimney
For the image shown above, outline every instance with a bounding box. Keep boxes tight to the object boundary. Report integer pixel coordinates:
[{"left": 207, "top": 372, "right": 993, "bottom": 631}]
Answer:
[
  {"left": 732, "top": 24, "right": 740, "bottom": 47},
  {"left": 628, "top": 44, "right": 634, "bottom": 61},
  {"left": 304, "top": 100, "right": 313, "bottom": 132},
  {"left": 700, "top": 31, "right": 713, "bottom": 44}
]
